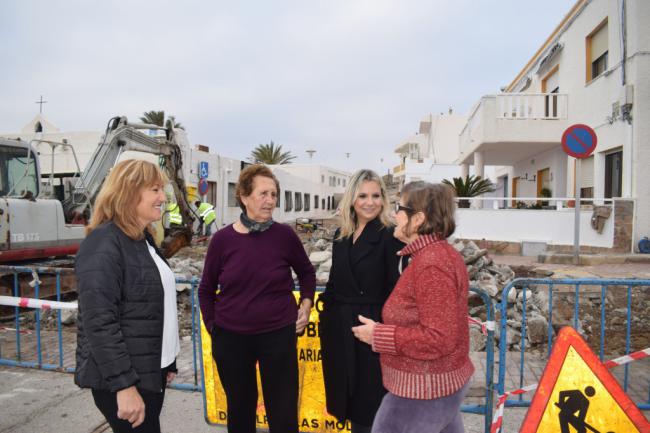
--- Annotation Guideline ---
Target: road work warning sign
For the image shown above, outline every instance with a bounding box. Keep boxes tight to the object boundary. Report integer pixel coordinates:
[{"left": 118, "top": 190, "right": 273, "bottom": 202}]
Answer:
[
  {"left": 520, "top": 327, "right": 650, "bottom": 433},
  {"left": 200, "top": 292, "right": 350, "bottom": 432}
]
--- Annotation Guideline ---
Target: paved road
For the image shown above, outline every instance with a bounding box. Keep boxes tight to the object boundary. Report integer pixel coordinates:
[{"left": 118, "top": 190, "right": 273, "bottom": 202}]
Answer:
[{"left": 0, "top": 366, "right": 529, "bottom": 433}]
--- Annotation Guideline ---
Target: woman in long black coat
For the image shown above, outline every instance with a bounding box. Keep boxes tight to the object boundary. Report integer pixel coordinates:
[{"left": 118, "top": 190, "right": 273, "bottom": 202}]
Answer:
[{"left": 319, "top": 169, "right": 404, "bottom": 433}]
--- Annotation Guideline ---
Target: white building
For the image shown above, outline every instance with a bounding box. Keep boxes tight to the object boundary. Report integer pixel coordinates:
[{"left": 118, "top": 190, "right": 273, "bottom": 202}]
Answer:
[
  {"left": 396, "top": 0, "right": 649, "bottom": 253},
  {"left": 2, "top": 115, "right": 349, "bottom": 228},
  {"left": 393, "top": 112, "right": 468, "bottom": 187}
]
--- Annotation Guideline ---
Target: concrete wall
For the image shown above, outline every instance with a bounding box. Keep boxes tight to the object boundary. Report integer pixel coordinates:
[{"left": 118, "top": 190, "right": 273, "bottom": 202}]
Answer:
[{"left": 454, "top": 206, "right": 614, "bottom": 248}]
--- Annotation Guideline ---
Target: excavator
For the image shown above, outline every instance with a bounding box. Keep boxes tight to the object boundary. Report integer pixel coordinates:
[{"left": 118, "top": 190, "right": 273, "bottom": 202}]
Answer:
[{"left": 0, "top": 116, "right": 196, "bottom": 264}]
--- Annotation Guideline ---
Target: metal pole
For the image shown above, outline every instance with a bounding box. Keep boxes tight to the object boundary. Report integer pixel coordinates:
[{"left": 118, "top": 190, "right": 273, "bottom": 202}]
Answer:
[{"left": 573, "top": 159, "right": 582, "bottom": 265}]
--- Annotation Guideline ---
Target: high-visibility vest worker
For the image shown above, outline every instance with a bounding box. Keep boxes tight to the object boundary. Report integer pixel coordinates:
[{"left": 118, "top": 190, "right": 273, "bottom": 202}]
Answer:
[
  {"left": 166, "top": 202, "right": 183, "bottom": 226},
  {"left": 196, "top": 201, "right": 216, "bottom": 226}
]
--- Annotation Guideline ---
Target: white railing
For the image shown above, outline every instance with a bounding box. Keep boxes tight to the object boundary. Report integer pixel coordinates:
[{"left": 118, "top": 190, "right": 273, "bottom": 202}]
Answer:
[
  {"left": 455, "top": 196, "right": 617, "bottom": 210},
  {"left": 496, "top": 93, "right": 568, "bottom": 120}
]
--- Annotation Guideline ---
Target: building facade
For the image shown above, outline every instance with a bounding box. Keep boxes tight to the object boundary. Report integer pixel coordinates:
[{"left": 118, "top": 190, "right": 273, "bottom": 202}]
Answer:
[{"left": 1, "top": 115, "right": 349, "bottom": 228}]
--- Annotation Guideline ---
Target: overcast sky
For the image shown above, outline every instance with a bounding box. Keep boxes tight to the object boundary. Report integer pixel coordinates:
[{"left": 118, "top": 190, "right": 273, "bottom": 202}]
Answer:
[{"left": 0, "top": 0, "right": 571, "bottom": 173}]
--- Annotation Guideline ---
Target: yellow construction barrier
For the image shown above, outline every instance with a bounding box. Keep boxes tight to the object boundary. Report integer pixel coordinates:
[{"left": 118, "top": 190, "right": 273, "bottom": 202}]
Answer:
[{"left": 201, "top": 292, "right": 351, "bottom": 432}]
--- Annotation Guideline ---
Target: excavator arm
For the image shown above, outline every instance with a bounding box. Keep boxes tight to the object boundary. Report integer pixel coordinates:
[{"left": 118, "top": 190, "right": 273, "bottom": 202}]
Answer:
[{"left": 62, "top": 116, "right": 196, "bottom": 257}]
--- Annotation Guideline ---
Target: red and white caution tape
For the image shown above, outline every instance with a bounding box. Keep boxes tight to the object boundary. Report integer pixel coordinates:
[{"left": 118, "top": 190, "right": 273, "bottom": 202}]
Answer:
[
  {"left": 490, "top": 347, "right": 650, "bottom": 433},
  {"left": 468, "top": 316, "right": 496, "bottom": 336},
  {"left": 0, "top": 327, "right": 33, "bottom": 334},
  {"left": 0, "top": 295, "right": 77, "bottom": 310}
]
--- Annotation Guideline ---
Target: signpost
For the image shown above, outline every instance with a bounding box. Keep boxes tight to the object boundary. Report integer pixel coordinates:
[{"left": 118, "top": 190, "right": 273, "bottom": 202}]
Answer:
[{"left": 561, "top": 124, "right": 597, "bottom": 264}]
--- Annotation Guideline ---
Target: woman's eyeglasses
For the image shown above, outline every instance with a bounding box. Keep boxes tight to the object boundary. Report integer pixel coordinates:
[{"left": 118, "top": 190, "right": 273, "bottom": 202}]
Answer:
[{"left": 394, "top": 203, "right": 414, "bottom": 213}]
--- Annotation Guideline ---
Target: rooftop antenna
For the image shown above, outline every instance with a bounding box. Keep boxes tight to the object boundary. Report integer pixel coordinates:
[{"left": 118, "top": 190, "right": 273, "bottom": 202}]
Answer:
[
  {"left": 306, "top": 149, "right": 316, "bottom": 160},
  {"left": 35, "top": 95, "right": 48, "bottom": 114}
]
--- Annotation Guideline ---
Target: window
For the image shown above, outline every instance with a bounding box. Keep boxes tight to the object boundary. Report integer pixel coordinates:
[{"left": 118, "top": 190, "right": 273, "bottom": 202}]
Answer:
[
  {"left": 337, "top": 178, "right": 341, "bottom": 186},
  {"left": 314, "top": 195, "right": 319, "bottom": 209},
  {"left": 604, "top": 150, "right": 622, "bottom": 198},
  {"left": 343, "top": 179, "right": 346, "bottom": 187},
  {"left": 321, "top": 175, "right": 325, "bottom": 183},
  {"left": 0, "top": 145, "right": 39, "bottom": 197},
  {"left": 327, "top": 196, "right": 331, "bottom": 210},
  {"left": 304, "top": 193, "right": 310, "bottom": 211},
  {"left": 227, "top": 183, "right": 238, "bottom": 207},
  {"left": 295, "top": 192, "right": 303, "bottom": 211},
  {"left": 285, "top": 190, "right": 293, "bottom": 211},
  {"left": 586, "top": 19, "right": 608, "bottom": 82},
  {"left": 322, "top": 198, "right": 325, "bottom": 209},
  {"left": 542, "top": 65, "right": 559, "bottom": 118},
  {"left": 276, "top": 188, "right": 281, "bottom": 207}
]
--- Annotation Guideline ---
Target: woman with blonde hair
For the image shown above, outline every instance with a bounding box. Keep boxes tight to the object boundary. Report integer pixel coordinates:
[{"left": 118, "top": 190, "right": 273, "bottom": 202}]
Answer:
[
  {"left": 75, "top": 159, "right": 180, "bottom": 433},
  {"left": 319, "top": 169, "right": 404, "bottom": 433},
  {"left": 352, "top": 181, "right": 473, "bottom": 433}
]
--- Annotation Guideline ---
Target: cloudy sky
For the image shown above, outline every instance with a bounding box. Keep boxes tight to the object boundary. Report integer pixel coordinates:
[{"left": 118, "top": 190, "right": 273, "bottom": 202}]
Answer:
[{"left": 0, "top": 0, "right": 571, "bottom": 173}]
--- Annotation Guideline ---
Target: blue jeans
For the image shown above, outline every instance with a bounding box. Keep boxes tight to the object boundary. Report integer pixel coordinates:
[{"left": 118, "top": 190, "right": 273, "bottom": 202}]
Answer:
[{"left": 372, "top": 381, "right": 469, "bottom": 433}]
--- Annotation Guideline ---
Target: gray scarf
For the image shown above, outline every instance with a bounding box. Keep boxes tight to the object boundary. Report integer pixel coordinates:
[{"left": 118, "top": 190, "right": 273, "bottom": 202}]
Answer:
[{"left": 240, "top": 212, "right": 274, "bottom": 233}]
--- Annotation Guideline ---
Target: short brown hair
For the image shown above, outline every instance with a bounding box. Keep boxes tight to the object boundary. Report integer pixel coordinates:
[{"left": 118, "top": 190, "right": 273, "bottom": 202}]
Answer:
[
  {"left": 401, "top": 181, "right": 456, "bottom": 238},
  {"left": 87, "top": 159, "right": 168, "bottom": 239},
  {"left": 235, "top": 164, "right": 280, "bottom": 212}
]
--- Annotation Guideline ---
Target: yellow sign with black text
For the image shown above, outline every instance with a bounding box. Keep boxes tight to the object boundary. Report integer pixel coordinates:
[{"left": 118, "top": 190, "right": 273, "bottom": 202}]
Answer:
[{"left": 200, "top": 292, "right": 351, "bottom": 432}]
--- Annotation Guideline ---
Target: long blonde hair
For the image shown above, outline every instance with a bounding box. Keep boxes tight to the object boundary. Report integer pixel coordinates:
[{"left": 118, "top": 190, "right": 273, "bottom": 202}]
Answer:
[
  {"left": 86, "top": 159, "right": 168, "bottom": 240},
  {"left": 337, "top": 169, "right": 392, "bottom": 239}
]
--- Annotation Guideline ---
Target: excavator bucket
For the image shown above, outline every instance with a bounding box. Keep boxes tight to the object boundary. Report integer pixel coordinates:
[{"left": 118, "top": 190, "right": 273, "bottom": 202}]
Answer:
[{"left": 161, "top": 227, "right": 193, "bottom": 258}]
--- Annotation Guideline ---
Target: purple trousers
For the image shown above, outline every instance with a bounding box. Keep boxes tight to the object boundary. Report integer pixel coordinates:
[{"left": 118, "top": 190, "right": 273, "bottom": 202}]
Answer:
[{"left": 371, "top": 381, "right": 469, "bottom": 433}]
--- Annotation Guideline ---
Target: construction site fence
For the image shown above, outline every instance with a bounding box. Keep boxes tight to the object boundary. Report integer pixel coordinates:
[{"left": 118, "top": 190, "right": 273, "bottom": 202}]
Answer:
[
  {"left": 3, "top": 264, "right": 648, "bottom": 432},
  {"left": 496, "top": 278, "right": 650, "bottom": 422}
]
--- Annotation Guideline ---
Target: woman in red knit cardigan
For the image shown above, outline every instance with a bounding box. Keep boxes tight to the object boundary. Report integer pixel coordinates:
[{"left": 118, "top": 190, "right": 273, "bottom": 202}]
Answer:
[{"left": 352, "top": 181, "right": 473, "bottom": 433}]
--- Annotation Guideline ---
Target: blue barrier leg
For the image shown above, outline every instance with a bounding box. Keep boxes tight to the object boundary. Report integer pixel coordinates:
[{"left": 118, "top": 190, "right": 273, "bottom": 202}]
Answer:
[
  {"left": 191, "top": 279, "right": 198, "bottom": 386},
  {"left": 57, "top": 272, "right": 64, "bottom": 368},
  {"left": 624, "top": 285, "right": 632, "bottom": 392},
  {"left": 573, "top": 283, "right": 580, "bottom": 330},
  {"left": 518, "top": 286, "right": 528, "bottom": 401},
  {"left": 599, "top": 285, "right": 606, "bottom": 361},
  {"left": 35, "top": 279, "right": 42, "bottom": 368},
  {"left": 13, "top": 273, "right": 21, "bottom": 362},
  {"left": 548, "top": 283, "right": 554, "bottom": 357}
]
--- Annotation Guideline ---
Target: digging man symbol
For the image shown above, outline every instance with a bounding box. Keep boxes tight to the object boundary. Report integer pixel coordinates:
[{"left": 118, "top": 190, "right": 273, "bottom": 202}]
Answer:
[{"left": 555, "top": 386, "right": 614, "bottom": 433}]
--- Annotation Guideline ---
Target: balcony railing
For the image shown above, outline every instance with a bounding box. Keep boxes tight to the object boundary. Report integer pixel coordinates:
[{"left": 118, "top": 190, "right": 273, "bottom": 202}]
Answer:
[
  {"left": 459, "top": 93, "right": 569, "bottom": 158},
  {"left": 496, "top": 93, "right": 568, "bottom": 120}
]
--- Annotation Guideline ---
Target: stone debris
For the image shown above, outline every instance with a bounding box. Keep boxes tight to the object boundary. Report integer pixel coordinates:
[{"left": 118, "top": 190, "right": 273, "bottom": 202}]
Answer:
[{"left": 15, "top": 222, "right": 647, "bottom": 355}]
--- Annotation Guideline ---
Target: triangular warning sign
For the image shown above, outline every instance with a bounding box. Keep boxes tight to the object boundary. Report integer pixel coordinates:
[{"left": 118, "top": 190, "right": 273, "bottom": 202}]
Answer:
[{"left": 520, "top": 327, "right": 650, "bottom": 433}]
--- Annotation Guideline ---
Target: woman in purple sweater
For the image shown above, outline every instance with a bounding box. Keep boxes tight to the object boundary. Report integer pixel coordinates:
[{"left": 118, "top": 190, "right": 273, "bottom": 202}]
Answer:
[
  {"left": 352, "top": 182, "right": 473, "bottom": 433},
  {"left": 199, "top": 164, "right": 316, "bottom": 433}
]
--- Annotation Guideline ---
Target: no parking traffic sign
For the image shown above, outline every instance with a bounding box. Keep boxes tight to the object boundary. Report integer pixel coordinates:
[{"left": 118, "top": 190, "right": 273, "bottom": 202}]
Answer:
[
  {"left": 198, "top": 178, "right": 208, "bottom": 196},
  {"left": 561, "top": 124, "right": 598, "bottom": 264},
  {"left": 561, "top": 124, "right": 597, "bottom": 159}
]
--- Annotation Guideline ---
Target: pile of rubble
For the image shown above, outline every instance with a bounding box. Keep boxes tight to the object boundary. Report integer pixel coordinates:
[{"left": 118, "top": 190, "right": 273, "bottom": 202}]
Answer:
[{"left": 22, "top": 224, "right": 648, "bottom": 354}]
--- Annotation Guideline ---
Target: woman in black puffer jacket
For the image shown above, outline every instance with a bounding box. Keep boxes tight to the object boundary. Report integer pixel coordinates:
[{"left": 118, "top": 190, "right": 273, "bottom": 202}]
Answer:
[{"left": 75, "top": 159, "right": 180, "bottom": 433}]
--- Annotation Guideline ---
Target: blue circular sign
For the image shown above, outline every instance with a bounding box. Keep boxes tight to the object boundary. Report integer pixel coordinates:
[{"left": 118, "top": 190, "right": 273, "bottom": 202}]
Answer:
[
  {"left": 561, "top": 124, "right": 597, "bottom": 159},
  {"left": 198, "top": 178, "right": 208, "bottom": 196}
]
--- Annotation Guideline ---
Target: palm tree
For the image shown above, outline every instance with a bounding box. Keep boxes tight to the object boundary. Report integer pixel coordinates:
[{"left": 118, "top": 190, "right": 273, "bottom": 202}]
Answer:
[
  {"left": 442, "top": 175, "right": 495, "bottom": 208},
  {"left": 140, "top": 110, "right": 184, "bottom": 130},
  {"left": 249, "top": 141, "right": 296, "bottom": 164}
]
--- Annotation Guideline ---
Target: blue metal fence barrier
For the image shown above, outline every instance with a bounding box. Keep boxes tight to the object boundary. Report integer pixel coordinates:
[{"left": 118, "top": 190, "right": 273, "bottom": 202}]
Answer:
[
  {"left": 0, "top": 265, "right": 202, "bottom": 391},
  {"left": 463, "top": 287, "right": 497, "bottom": 433},
  {"left": 0, "top": 265, "right": 500, "bottom": 432},
  {"left": 497, "top": 278, "right": 650, "bottom": 414}
]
